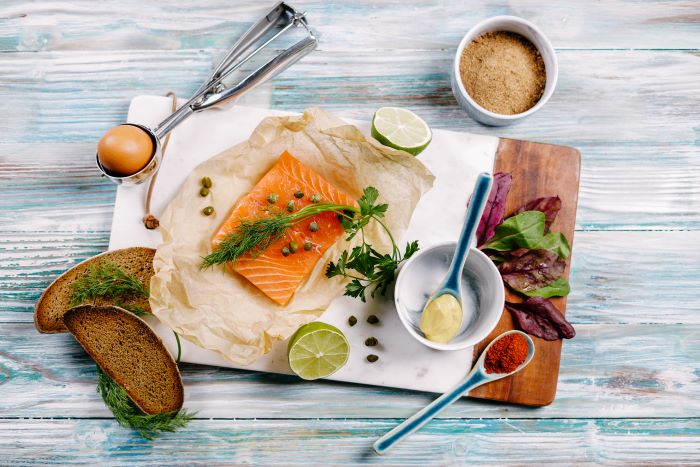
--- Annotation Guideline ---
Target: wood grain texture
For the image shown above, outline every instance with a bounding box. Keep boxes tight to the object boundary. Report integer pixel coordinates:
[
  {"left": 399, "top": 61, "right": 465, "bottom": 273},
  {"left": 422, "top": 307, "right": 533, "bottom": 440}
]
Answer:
[
  {"left": 468, "top": 139, "right": 580, "bottom": 406},
  {"left": 1, "top": 418, "right": 699, "bottom": 466},
  {"left": 1, "top": 323, "right": 698, "bottom": 419}
]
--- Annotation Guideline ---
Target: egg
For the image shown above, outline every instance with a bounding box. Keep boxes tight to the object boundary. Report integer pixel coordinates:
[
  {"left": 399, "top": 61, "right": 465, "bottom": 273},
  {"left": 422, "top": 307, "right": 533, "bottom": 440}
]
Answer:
[{"left": 97, "top": 124, "right": 154, "bottom": 176}]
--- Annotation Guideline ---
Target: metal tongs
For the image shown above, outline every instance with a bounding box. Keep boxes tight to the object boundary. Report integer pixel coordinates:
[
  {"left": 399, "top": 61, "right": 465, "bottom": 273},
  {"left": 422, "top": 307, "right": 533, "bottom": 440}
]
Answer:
[{"left": 98, "top": 2, "right": 317, "bottom": 185}]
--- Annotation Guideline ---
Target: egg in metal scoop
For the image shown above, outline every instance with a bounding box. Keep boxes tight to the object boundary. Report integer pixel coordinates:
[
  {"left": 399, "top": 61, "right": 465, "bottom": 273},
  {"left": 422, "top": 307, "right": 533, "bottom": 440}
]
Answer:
[{"left": 97, "top": 124, "right": 154, "bottom": 176}]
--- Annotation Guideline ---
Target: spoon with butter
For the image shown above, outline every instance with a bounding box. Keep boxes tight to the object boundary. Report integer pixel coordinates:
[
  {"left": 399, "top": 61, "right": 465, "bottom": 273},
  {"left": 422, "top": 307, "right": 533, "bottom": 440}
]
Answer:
[{"left": 418, "top": 172, "right": 493, "bottom": 344}]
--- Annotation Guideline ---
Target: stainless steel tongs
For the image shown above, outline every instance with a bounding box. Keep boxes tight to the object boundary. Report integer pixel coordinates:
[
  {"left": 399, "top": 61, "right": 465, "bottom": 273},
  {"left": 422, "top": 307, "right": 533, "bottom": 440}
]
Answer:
[{"left": 97, "top": 2, "right": 317, "bottom": 185}]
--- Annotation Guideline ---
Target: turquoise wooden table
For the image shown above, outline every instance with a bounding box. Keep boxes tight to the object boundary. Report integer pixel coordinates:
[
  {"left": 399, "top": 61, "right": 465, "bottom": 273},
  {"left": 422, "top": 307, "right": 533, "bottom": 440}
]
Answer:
[{"left": 2, "top": 1, "right": 699, "bottom": 464}]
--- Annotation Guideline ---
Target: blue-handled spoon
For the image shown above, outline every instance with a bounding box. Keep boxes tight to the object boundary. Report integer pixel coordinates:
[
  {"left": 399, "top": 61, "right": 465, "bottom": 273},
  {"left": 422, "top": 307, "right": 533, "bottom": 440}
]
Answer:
[
  {"left": 373, "top": 330, "right": 535, "bottom": 455},
  {"left": 418, "top": 172, "right": 493, "bottom": 343}
]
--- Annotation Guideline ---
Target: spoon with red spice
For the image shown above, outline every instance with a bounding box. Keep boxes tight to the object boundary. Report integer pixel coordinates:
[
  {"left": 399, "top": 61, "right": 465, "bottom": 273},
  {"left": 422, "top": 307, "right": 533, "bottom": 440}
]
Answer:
[{"left": 373, "top": 330, "right": 534, "bottom": 455}]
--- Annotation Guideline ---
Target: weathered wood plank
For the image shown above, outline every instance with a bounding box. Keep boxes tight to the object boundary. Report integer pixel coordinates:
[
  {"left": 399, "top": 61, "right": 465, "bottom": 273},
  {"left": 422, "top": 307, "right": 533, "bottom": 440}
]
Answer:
[
  {"left": 0, "top": 418, "right": 698, "bottom": 465},
  {"left": 0, "top": 323, "right": 697, "bottom": 419},
  {"left": 0, "top": 50, "right": 699, "bottom": 147},
  {"left": 1, "top": 0, "right": 699, "bottom": 51},
  {"left": 3, "top": 231, "right": 698, "bottom": 324}
]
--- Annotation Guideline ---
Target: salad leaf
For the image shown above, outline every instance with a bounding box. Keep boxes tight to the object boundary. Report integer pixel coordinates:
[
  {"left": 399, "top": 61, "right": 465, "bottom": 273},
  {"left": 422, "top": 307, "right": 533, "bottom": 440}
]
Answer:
[
  {"left": 522, "top": 277, "right": 570, "bottom": 298},
  {"left": 505, "top": 297, "right": 576, "bottom": 340},
  {"left": 482, "top": 211, "right": 545, "bottom": 251},
  {"left": 514, "top": 196, "right": 561, "bottom": 233},
  {"left": 536, "top": 231, "right": 571, "bottom": 259},
  {"left": 475, "top": 172, "right": 512, "bottom": 246},
  {"left": 498, "top": 249, "right": 566, "bottom": 294}
]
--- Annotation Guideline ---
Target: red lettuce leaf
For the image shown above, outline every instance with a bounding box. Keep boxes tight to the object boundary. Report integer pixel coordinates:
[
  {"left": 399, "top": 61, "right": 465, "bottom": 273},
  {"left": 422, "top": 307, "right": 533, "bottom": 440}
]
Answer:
[
  {"left": 498, "top": 249, "right": 565, "bottom": 294},
  {"left": 505, "top": 297, "right": 576, "bottom": 340},
  {"left": 514, "top": 196, "right": 561, "bottom": 233},
  {"left": 476, "top": 172, "right": 512, "bottom": 246}
]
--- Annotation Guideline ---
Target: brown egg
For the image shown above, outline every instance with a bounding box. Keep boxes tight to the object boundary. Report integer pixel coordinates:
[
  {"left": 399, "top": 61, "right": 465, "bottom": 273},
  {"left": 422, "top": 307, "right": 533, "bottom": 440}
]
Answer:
[{"left": 97, "top": 124, "right": 154, "bottom": 176}]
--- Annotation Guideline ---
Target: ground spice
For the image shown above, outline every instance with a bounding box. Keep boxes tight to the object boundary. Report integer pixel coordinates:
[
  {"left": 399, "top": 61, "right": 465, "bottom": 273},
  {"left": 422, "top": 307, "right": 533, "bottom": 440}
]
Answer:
[
  {"left": 484, "top": 333, "right": 529, "bottom": 374},
  {"left": 459, "top": 31, "right": 546, "bottom": 115}
]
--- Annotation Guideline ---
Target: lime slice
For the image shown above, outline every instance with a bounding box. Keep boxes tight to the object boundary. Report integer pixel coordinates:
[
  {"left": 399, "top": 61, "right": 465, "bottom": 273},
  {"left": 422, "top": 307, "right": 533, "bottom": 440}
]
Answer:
[
  {"left": 287, "top": 322, "right": 349, "bottom": 380},
  {"left": 371, "top": 107, "right": 432, "bottom": 156}
]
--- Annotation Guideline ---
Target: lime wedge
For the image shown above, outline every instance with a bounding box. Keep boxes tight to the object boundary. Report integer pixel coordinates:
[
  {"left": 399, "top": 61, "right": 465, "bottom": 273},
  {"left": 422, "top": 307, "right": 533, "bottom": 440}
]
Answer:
[
  {"left": 287, "top": 322, "right": 349, "bottom": 380},
  {"left": 371, "top": 107, "right": 432, "bottom": 156}
]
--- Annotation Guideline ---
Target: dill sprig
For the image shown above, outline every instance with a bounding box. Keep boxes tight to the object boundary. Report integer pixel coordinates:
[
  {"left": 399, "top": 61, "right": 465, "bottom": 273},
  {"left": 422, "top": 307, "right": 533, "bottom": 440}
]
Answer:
[
  {"left": 201, "top": 202, "right": 358, "bottom": 268},
  {"left": 96, "top": 367, "right": 194, "bottom": 440},
  {"left": 70, "top": 260, "right": 148, "bottom": 308}
]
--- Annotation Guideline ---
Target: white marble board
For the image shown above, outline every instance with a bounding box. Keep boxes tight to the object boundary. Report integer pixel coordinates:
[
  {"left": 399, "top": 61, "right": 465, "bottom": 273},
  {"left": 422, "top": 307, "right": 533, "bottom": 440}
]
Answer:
[{"left": 110, "top": 95, "right": 498, "bottom": 394}]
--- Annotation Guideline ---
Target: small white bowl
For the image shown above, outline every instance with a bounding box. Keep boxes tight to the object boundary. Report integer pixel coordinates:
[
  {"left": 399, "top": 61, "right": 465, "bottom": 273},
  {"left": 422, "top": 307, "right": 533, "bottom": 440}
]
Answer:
[
  {"left": 394, "top": 243, "right": 505, "bottom": 351},
  {"left": 451, "top": 15, "right": 558, "bottom": 126}
]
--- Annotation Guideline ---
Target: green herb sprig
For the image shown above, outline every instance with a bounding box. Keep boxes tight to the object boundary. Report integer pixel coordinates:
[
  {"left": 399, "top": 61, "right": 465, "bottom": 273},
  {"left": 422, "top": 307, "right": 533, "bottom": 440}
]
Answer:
[
  {"left": 96, "top": 367, "right": 194, "bottom": 440},
  {"left": 70, "top": 260, "right": 149, "bottom": 315},
  {"left": 326, "top": 187, "right": 419, "bottom": 302}
]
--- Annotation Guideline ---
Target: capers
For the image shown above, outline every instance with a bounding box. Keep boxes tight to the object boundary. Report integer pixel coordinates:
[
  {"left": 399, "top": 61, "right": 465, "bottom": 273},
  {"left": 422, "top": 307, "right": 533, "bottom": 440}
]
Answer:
[
  {"left": 366, "top": 354, "right": 379, "bottom": 363},
  {"left": 304, "top": 241, "right": 313, "bottom": 251},
  {"left": 294, "top": 190, "right": 304, "bottom": 199},
  {"left": 201, "top": 176, "right": 212, "bottom": 188},
  {"left": 289, "top": 241, "right": 299, "bottom": 254},
  {"left": 365, "top": 337, "right": 378, "bottom": 347},
  {"left": 281, "top": 246, "right": 290, "bottom": 257},
  {"left": 267, "top": 193, "right": 279, "bottom": 204},
  {"left": 202, "top": 206, "right": 214, "bottom": 216},
  {"left": 348, "top": 316, "right": 357, "bottom": 326},
  {"left": 309, "top": 221, "right": 319, "bottom": 232},
  {"left": 199, "top": 187, "right": 210, "bottom": 197},
  {"left": 367, "top": 315, "right": 379, "bottom": 325},
  {"left": 310, "top": 194, "right": 321, "bottom": 203},
  {"left": 286, "top": 200, "right": 295, "bottom": 212}
]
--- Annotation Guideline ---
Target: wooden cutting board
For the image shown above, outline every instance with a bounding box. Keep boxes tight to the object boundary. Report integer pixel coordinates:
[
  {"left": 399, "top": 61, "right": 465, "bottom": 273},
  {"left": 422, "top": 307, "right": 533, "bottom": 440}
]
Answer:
[{"left": 469, "top": 138, "right": 581, "bottom": 406}]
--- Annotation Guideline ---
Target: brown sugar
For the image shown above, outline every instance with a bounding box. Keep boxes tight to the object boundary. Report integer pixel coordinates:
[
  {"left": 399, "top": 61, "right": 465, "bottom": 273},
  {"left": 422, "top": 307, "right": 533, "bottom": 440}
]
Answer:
[{"left": 459, "top": 31, "right": 546, "bottom": 115}]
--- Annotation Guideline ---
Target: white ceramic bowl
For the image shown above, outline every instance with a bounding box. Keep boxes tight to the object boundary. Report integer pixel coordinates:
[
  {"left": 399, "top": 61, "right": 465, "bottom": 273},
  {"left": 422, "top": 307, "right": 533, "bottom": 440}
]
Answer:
[
  {"left": 394, "top": 243, "right": 505, "bottom": 351},
  {"left": 451, "top": 15, "right": 558, "bottom": 126}
]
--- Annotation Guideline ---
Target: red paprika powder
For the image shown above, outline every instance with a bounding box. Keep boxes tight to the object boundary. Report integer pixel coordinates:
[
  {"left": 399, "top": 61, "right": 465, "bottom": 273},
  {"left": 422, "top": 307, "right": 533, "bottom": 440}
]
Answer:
[{"left": 484, "top": 333, "right": 529, "bottom": 374}]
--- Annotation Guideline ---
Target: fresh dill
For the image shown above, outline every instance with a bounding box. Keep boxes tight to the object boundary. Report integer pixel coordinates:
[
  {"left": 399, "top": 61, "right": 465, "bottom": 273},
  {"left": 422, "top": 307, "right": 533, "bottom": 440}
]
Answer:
[
  {"left": 96, "top": 367, "right": 194, "bottom": 440},
  {"left": 201, "top": 186, "right": 418, "bottom": 302},
  {"left": 70, "top": 260, "right": 148, "bottom": 308}
]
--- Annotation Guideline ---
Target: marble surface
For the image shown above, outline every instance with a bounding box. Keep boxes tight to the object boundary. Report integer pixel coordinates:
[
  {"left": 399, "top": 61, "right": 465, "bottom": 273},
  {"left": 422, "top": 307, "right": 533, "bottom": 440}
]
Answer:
[{"left": 111, "top": 95, "right": 498, "bottom": 394}]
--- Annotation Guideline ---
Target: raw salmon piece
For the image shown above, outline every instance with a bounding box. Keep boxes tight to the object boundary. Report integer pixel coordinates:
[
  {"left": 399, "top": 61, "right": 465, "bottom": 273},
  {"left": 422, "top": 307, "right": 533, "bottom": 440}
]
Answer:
[{"left": 212, "top": 151, "right": 357, "bottom": 305}]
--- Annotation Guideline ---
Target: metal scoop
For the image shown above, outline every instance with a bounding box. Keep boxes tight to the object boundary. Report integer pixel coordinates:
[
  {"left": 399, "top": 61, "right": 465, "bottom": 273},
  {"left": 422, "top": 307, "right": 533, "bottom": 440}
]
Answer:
[{"left": 96, "top": 2, "right": 317, "bottom": 185}]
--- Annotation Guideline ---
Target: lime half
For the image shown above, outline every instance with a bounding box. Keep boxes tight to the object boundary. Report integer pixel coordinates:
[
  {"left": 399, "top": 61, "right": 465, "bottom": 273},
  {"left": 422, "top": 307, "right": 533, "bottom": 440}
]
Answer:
[
  {"left": 371, "top": 107, "right": 432, "bottom": 156},
  {"left": 287, "top": 322, "right": 349, "bottom": 380}
]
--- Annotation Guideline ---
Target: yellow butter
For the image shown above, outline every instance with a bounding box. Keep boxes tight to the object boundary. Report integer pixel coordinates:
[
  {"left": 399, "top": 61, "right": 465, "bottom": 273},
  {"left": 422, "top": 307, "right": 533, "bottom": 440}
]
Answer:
[{"left": 419, "top": 293, "right": 462, "bottom": 343}]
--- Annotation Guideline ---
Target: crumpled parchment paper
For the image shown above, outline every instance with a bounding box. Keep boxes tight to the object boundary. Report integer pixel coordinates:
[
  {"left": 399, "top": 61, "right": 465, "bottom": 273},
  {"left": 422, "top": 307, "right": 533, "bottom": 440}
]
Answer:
[{"left": 150, "top": 108, "right": 434, "bottom": 364}]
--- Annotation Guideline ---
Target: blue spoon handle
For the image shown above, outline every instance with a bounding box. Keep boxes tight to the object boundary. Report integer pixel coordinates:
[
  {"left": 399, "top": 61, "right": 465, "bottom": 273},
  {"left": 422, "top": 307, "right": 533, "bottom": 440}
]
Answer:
[
  {"left": 441, "top": 172, "right": 493, "bottom": 294},
  {"left": 373, "top": 369, "right": 489, "bottom": 455}
]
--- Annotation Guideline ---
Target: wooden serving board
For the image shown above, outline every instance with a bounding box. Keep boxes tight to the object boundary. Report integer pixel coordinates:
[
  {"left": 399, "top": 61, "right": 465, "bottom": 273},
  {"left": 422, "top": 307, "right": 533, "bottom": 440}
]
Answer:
[{"left": 469, "top": 138, "right": 581, "bottom": 406}]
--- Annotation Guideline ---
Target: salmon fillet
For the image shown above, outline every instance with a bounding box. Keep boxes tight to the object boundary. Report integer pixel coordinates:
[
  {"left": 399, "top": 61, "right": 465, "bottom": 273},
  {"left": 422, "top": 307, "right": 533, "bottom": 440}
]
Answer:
[{"left": 212, "top": 151, "right": 357, "bottom": 305}]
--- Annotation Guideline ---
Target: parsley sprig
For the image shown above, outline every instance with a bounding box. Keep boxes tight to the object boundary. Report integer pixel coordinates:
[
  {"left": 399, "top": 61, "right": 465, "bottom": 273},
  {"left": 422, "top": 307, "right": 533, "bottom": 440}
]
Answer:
[{"left": 326, "top": 187, "right": 419, "bottom": 302}]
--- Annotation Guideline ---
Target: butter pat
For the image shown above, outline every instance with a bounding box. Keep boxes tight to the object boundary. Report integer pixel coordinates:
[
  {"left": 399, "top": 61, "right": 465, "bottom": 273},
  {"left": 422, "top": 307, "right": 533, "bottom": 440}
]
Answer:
[{"left": 419, "top": 294, "right": 463, "bottom": 343}]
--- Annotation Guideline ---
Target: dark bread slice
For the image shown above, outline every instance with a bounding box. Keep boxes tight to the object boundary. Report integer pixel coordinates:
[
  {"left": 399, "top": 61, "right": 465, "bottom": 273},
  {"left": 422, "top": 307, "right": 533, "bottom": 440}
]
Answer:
[
  {"left": 64, "top": 305, "right": 183, "bottom": 415},
  {"left": 35, "top": 247, "right": 155, "bottom": 333}
]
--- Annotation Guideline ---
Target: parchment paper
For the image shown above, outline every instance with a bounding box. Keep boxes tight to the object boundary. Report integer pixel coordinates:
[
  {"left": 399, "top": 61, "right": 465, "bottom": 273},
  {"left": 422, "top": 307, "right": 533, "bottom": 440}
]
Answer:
[{"left": 150, "top": 108, "right": 434, "bottom": 364}]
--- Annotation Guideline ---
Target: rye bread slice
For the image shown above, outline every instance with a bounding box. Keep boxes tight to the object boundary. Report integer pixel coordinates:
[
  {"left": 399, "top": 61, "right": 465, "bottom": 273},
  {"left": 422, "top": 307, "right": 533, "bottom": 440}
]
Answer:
[
  {"left": 64, "top": 305, "right": 184, "bottom": 415},
  {"left": 34, "top": 247, "right": 155, "bottom": 333}
]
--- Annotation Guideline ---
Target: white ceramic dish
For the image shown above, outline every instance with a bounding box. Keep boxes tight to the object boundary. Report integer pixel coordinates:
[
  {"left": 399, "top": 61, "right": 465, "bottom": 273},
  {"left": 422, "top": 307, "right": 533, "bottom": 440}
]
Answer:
[
  {"left": 451, "top": 15, "right": 558, "bottom": 126},
  {"left": 394, "top": 243, "right": 505, "bottom": 351}
]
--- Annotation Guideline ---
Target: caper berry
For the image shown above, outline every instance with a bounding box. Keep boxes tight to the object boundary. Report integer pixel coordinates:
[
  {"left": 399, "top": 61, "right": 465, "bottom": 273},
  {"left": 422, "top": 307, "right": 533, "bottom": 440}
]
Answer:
[
  {"left": 267, "top": 193, "right": 279, "bottom": 204},
  {"left": 294, "top": 190, "right": 304, "bottom": 199},
  {"left": 199, "top": 187, "right": 210, "bottom": 197},
  {"left": 348, "top": 316, "right": 357, "bottom": 326},
  {"left": 367, "top": 315, "right": 379, "bottom": 325},
  {"left": 289, "top": 241, "right": 299, "bottom": 253},
  {"left": 309, "top": 221, "right": 319, "bottom": 232},
  {"left": 281, "top": 247, "right": 290, "bottom": 257},
  {"left": 304, "top": 241, "right": 313, "bottom": 251},
  {"left": 366, "top": 354, "right": 379, "bottom": 363},
  {"left": 286, "top": 200, "right": 295, "bottom": 212},
  {"left": 310, "top": 194, "right": 321, "bottom": 203},
  {"left": 365, "top": 337, "right": 378, "bottom": 347},
  {"left": 202, "top": 206, "right": 214, "bottom": 216},
  {"left": 201, "top": 176, "right": 212, "bottom": 188}
]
